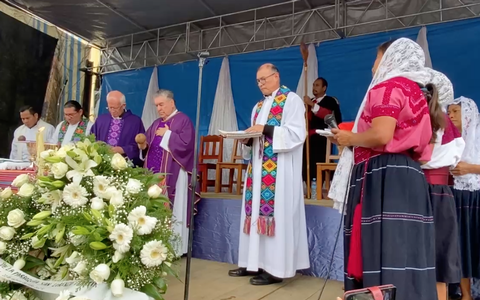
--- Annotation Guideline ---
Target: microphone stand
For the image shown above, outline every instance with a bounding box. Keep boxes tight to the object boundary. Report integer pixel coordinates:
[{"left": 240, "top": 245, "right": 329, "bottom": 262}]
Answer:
[{"left": 183, "top": 51, "right": 209, "bottom": 300}]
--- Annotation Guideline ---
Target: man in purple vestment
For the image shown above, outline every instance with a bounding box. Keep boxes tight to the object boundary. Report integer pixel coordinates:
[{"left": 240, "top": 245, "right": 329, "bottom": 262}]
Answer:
[
  {"left": 137, "top": 89, "right": 199, "bottom": 256},
  {"left": 91, "top": 91, "right": 145, "bottom": 166}
]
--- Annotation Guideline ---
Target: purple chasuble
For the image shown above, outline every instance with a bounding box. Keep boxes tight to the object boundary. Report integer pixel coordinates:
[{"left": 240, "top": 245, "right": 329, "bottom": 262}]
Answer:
[
  {"left": 144, "top": 112, "right": 200, "bottom": 227},
  {"left": 91, "top": 110, "right": 145, "bottom": 166}
]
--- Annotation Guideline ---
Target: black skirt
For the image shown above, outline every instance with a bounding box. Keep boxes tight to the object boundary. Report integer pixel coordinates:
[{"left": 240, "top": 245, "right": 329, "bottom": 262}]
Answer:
[
  {"left": 344, "top": 153, "right": 437, "bottom": 300},
  {"left": 453, "top": 188, "right": 480, "bottom": 278},
  {"left": 429, "top": 184, "right": 461, "bottom": 283}
]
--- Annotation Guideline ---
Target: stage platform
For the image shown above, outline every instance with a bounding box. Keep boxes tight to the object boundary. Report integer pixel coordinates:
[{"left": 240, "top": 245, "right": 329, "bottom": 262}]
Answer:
[
  {"left": 166, "top": 258, "right": 343, "bottom": 300},
  {"left": 192, "top": 193, "right": 344, "bottom": 282}
]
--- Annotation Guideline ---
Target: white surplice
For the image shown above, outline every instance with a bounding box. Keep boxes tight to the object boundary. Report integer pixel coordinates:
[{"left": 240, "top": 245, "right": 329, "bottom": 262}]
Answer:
[
  {"left": 238, "top": 89, "right": 310, "bottom": 278},
  {"left": 51, "top": 121, "right": 94, "bottom": 146},
  {"left": 10, "top": 120, "right": 55, "bottom": 161},
  {"left": 139, "top": 111, "right": 189, "bottom": 257}
]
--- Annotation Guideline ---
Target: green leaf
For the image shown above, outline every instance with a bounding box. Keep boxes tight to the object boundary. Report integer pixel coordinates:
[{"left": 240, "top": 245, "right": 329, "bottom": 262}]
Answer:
[
  {"left": 51, "top": 181, "right": 65, "bottom": 188},
  {"left": 36, "top": 224, "right": 52, "bottom": 236},
  {"left": 27, "top": 219, "right": 44, "bottom": 226},
  {"left": 44, "top": 156, "right": 63, "bottom": 163},
  {"left": 153, "top": 277, "right": 167, "bottom": 292},
  {"left": 92, "top": 232, "right": 103, "bottom": 241},
  {"left": 20, "top": 232, "right": 35, "bottom": 240},
  {"left": 37, "top": 176, "right": 51, "bottom": 182},
  {"left": 140, "top": 284, "right": 164, "bottom": 300},
  {"left": 32, "top": 211, "right": 52, "bottom": 220},
  {"left": 90, "top": 209, "right": 102, "bottom": 220},
  {"left": 108, "top": 205, "right": 115, "bottom": 218},
  {"left": 55, "top": 225, "right": 66, "bottom": 244},
  {"left": 82, "top": 212, "right": 93, "bottom": 222},
  {"left": 24, "top": 255, "right": 46, "bottom": 270},
  {"left": 89, "top": 241, "right": 108, "bottom": 250},
  {"left": 32, "top": 238, "right": 46, "bottom": 249},
  {"left": 71, "top": 226, "right": 90, "bottom": 235},
  {"left": 54, "top": 254, "right": 65, "bottom": 268}
]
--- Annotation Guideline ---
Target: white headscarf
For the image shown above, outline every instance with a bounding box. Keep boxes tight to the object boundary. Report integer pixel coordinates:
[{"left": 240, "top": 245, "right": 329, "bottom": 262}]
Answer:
[
  {"left": 448, "top": 97, "right": 480, "bottom": 191},
  {"left": 330, "top": 38, "right": 431, "bottom": 213},
  {"left": 425, "top": 67, "right": 454, "bottom": 109}
]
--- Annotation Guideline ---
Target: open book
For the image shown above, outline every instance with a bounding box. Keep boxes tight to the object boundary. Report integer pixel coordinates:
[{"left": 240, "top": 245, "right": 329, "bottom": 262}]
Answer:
[{"left": 218, "top": 130, "right": 262, "bottom": 139}]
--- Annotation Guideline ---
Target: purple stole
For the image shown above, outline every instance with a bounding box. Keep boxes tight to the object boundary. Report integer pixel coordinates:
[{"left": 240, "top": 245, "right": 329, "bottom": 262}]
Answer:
[{"left": 145, "top": 119, "right": 172, "bottom": 175}]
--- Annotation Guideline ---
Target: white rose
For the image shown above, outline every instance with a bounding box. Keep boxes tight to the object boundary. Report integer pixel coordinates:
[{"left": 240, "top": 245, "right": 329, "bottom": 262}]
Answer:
[
  {"left": 112, "top": 251, "right": 124, "bottom": 263},
  {"left": 104, "top": 186, "right": 117, "bottom": 200},
  {"left": 148, "top": 185, "right": 162, "bottom": 198},
  {"left": 17, "top": 183, "right": 34, "bottom": 198},
  {"left": 89, "top": 264, "right": 110, "bottom": 284},
  {"left": 13, "top": 258, "right": 25, "bottom": 270},
  {"left": 72, "top": 260, "right": 87, "bottom": 275},
  {"left": 111, "top": 278, "right": 125, "bottom": 297},
  {"left": 51, "top": 162, "right": 69, "bottom": 179},
  {"left": 91, "top": 197, "right": 105, "bottom": 210},
  {"left": 111, "top": 153, "right": 127, "bottom": 171},
  {"left": 7, "top": 209, "right": 26, "bottom": 228},
  {"left": 0, "top": 226, "right": 15, "bottom": 241},
  {"left": 0, "top": 241, "right": 6, "bottom": 254},
  {"left": 126, "top": 179, "right": 142, "bottom": 194},
  {"left": 110, "top": 191, "right": 124, "bottom": 207},
  {"left": 55, "top": 290, "right": 71, "bottom": 300},
  {"left": 0, "top": 187, "right": 12, "bottom": 200},
  {"left": 66, "top": 251, "right": 80, "bottom": 265},
  {"left": 11, "top": 174, "right": 29, "bottom": 188}
]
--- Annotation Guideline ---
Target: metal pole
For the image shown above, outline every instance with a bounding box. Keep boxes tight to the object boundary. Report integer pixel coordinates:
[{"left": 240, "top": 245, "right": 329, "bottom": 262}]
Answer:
[{"left": 183, "top": 51, "right": 209, "bottom": 300}]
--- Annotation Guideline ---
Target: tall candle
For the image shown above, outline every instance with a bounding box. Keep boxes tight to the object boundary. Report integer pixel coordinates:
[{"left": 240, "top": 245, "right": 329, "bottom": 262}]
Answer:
[{"left": 36, "top": 127, "right": 45, "bottom": 175}]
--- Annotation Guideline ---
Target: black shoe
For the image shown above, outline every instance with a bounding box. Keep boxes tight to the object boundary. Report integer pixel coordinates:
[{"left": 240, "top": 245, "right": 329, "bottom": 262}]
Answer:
[
  {"left": 228, "top": 267, "right": 263, "bottom": 277},
  {"left": 250, "top": 272, "right": 283, "bottom": 285}
]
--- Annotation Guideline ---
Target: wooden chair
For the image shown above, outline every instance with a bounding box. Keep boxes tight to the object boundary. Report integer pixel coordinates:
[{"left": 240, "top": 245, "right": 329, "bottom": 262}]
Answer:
[
  {"left": 214, "top": 140, "right": 248, "bottom": 195},
  {"left": 316, "top": 141, "right": 343, "bottom": 200},
  {"left": 198, "top": 135, "right": 224, "bottom": 192}
]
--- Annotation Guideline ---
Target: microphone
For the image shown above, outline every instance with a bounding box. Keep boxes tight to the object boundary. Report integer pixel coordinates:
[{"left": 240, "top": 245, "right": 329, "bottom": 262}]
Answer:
[{"left": 324, "top": 114, "right": 338, "bottom": 129}]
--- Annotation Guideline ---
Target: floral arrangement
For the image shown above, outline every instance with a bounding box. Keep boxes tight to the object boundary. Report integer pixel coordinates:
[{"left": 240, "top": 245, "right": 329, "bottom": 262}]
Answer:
[{"left": 0, "top": 137, "right": 177, "bottom": 300}]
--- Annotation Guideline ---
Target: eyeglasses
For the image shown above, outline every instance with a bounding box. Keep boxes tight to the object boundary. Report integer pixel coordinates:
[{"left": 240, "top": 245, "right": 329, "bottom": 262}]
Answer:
[
  {"left": 256, "top": 72, "right": 277, "bottom": 85},
  {"left": 106, "top": 106, "right": 124, "bottom": 111}
]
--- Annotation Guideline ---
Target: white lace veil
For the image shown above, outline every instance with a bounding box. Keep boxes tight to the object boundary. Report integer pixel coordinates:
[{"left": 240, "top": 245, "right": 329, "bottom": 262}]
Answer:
[
  {"left": 425, "top": 67, "right": 454, "bottom": 109},
  {"left": 330, "top": 38, "right": 430, "bottom": 213},
  {"left": 448, "top": 97, "right": 480, "bottom": 191}
]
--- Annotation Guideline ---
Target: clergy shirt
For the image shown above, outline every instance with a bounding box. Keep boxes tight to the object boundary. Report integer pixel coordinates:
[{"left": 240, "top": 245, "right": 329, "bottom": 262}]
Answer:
[
  {"left": 10, "top": 120, "right": 55, "bottom": 161},
  {"left": 311, "top": 95, "right": 326, "bottom": 114},
  {"left": 51, "top": 121, "right": 94, "bottom": 146}
]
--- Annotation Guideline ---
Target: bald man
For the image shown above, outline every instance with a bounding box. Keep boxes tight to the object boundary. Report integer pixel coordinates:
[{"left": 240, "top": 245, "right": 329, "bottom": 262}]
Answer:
[
  {"left": 91, "top": 91, "right": 145, "bottom": 166},
  {"left": 228, "top": 63, "right": 310, "bottom": 285}
]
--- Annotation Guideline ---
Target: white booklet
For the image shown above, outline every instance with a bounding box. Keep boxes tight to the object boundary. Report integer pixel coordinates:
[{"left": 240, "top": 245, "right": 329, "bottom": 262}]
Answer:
[{"left": 218, "top": 130, "right": 262, "bottom": 139}]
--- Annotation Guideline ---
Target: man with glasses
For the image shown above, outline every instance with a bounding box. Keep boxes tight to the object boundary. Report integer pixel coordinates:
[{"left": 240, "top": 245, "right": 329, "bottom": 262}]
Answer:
[
  {"left": 91, "top": 90, "right": 145, "bottom": 166},
  {"left": 228, "top": 63, "right": 310, "bottom": 285},
  {"left": 51, "top": 100, "right": 93, "bottom": 146}
]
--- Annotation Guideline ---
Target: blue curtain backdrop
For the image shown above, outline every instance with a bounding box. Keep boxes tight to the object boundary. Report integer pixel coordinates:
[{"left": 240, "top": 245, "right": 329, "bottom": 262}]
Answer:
[{"left": 100, "top": 18, "right": 480, "bottom": 137}]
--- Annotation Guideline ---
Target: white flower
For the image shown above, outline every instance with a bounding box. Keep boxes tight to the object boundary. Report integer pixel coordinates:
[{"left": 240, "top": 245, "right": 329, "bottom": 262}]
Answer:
[
  {"left": 41, "top": 190, "right": 63, "bottom": 212},
  {"left": 66, "top": 251, "right": 81, "bottom": 265},
  {"left": 140, "top": 240, "right": 169, "bottom": 267},
  {"left": 13, "top": 258, "right": 25, "bottom": 270},
  {"left": 51, "top": 162, "right": 69, "bottom": 179},
  {"left": 71, "top": 297, "right": 91, "bottom": 300},
  {"left": 89, "top": 264, "right": 110, "bottom": 284},
  {"left": 126, "top": 179, "right": 142, "bottom": 194},
  {"left": 65, "top": 149, "right": 98, "bottom": 184},
  {"left": 63, "top": 182, "right": 89, "bottom": 208},
  {"left": 104, "top": 186, "right": 118, "bottom": 200},
  {"left": 17, "top": 183, "right": 34, "bottom": 197},
  {"left": 72, "top": 260, "right": 87, "bottom": 275},
  {"left": 112, "top": 251, "right": 124, "bottom": 263},
  {"left": 52, "top": 265, "right": 69, "bottom": 281},
  {"left": 69, "top": 232, "right": 86, "bottom": 246},
  {"left": 110, "top": 191, "right": 124, "bottom": 208},
  {"left": 0, "top": 226, "right": 15, "bottom": 241},
  {"left": 109, "top": 224, "right": 133, "bottom": 254},
  {"left": 91, "top": 197, "right": 105, "bottom": 210},
  {"left": 7, "top": 209, "right": 26, "bottom": 228},
  {"left": 111, "top": 153, "right": 127, "bottom": 170},
  {"left": 55, "top": 290, "right": 71, "bottom": 300},
  {"left": 55, "top": 147, "right": 67, "bottom": 158},
  {"left": 10, "top": 291, "right": 28, "bottom": 300},
  {"left": 148, "top": 185, "right": 163, "bottom": 198},
  {"left": 93, "top": 176, "right": 111, "bottom": 198},
  {"left": 0, "top": 241, "right": 6, "bottom": 254},
  {"left": 37, "top": 267, "right": 51, "bottom": 279},
  {"left": 0, "top": 187, "right": 12, "bottom": 200},
  {"left": 40, "top": 149, "right": 54, "bottom": 159},
  {"left": 11, "top": 174, "right": 29, "bottom": 188},
  {"left": 128, "top": 206, "right": 157, "bottom": 235},
  {"left": 111, "top": 278, "right": 125, "bottom": 297}
]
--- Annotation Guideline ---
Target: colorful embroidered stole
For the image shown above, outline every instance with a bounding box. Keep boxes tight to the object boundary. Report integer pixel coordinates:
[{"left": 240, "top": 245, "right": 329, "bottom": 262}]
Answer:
[
  {"left": 58, "top": 117, "right": 89, "bottom": 146},
  {"left": 244, "top": 86, "right": 289, "bottom": 237}
]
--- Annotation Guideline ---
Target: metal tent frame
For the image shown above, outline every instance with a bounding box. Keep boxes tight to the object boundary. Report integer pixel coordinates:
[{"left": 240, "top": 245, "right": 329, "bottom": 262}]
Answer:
[{"left": 100, "top": 0, "right": 480, "bottom": 73}]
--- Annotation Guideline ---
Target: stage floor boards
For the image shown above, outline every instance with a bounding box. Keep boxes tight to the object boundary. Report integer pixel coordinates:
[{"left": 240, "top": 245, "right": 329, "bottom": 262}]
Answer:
[{"left": 166, "top": 258, "right": 343, "bottom": 300}]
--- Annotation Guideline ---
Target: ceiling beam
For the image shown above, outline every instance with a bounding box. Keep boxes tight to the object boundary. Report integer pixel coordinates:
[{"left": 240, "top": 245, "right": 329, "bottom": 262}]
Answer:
[
  {"left": 95, "top": 0, "right": 150, "bottom": 32},
  {"left": 303, "top": 0, "right": 313, "bottom": 9}
]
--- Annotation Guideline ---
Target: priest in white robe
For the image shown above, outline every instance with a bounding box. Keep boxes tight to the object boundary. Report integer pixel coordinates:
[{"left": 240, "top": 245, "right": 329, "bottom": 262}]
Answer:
[
  {"left": 228, "top": 63, "right": 310, "bottom": 285},
  {"left": 137, "top": 89, "right": 200, "bottom": 257},
  {"left": 51, "top": 100, "right": 94, "bottom": 146},
  {"left": 10, "top": 106, "right": 55, "bottom": 161}
]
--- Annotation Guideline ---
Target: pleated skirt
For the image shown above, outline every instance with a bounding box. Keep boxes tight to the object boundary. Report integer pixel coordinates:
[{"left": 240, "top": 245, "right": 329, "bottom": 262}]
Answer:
[
  {"left": 453, "top": 188, "right": 480, "bottom": 279},
  {"left": 344, "top": 153, "right": 437, "bottom": 300},
  {"left": 429, "top": 184, "right": 461, "bottom": 283}
]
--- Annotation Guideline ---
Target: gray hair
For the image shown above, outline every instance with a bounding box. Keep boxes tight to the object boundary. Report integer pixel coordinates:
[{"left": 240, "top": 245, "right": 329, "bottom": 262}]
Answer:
[{"left": 154, "top": 89, "right": 174, "bottom": 100}]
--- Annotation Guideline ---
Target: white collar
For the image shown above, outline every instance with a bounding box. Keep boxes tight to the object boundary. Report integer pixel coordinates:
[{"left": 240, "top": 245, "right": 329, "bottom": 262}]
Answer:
[
  {"left": 162, "top": 110, "right": 178, "bottom": 122},
  {"left": 265, "top": 88, "right": 280, "bottom": 99}
]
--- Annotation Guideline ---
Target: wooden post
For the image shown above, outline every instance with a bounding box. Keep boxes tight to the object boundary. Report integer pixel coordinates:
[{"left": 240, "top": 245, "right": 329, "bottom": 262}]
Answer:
[{"left": 300, "top": 43, "right": 311, "bottom": 199}]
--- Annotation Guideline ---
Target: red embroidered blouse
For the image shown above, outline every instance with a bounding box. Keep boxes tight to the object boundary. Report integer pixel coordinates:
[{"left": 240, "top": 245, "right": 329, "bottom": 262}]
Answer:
[{"left": 354, "top": 77, "right": 433, "bottom": 164}]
